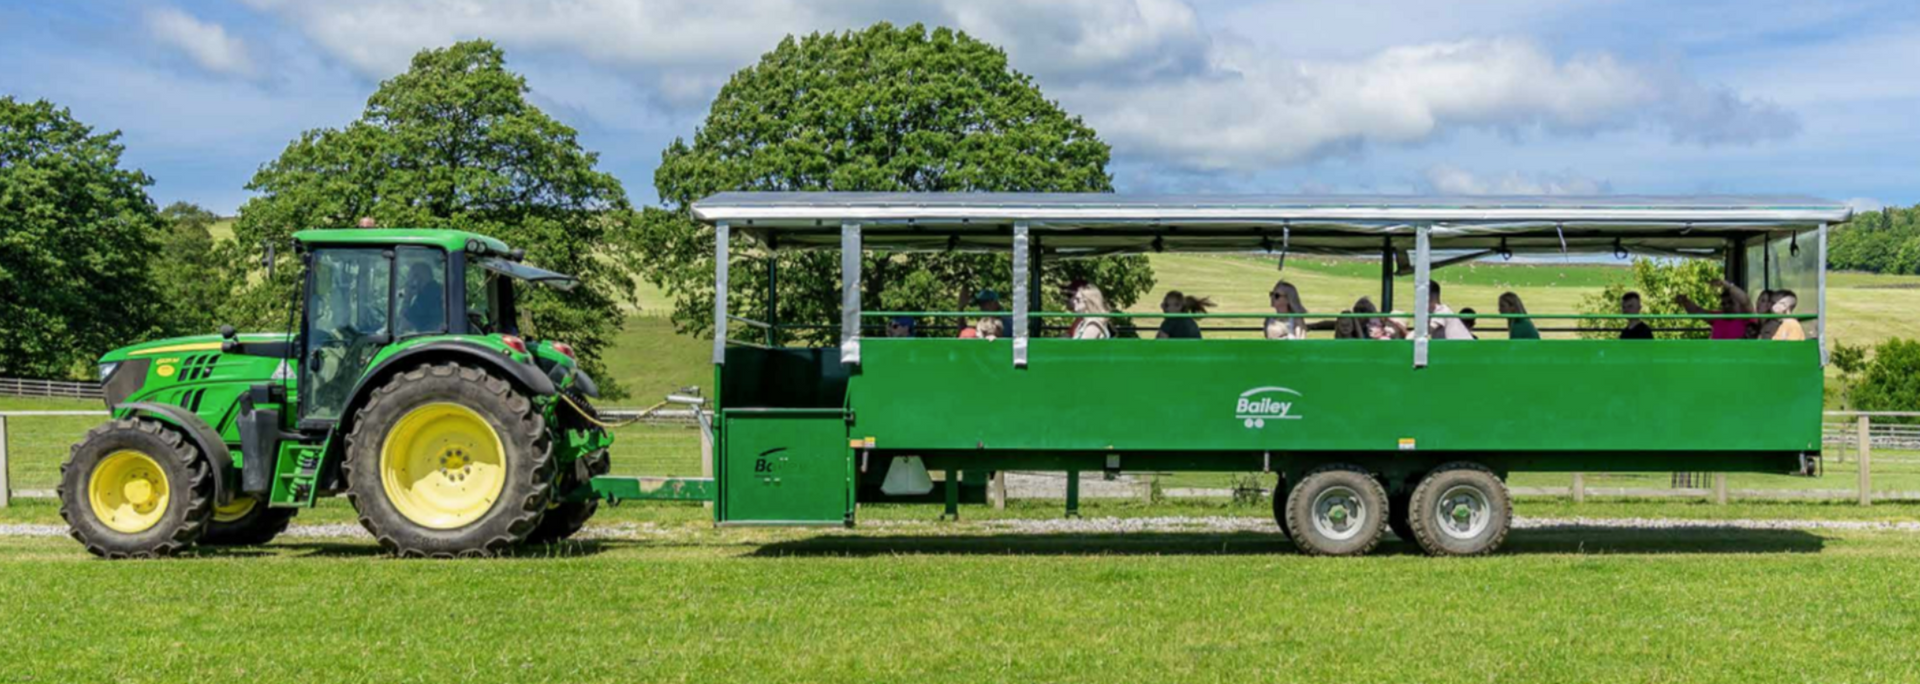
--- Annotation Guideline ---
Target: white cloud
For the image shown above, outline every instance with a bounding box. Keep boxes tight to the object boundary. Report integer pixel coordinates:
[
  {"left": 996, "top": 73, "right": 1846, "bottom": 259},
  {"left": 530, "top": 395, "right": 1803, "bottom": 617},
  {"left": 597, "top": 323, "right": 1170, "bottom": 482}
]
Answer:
[
  {"left": 1423, "top": 164, "right": 1610, "bottom": 196},
  {"left": 145, "top": 7, "right": 257, "bottom": 78},
  {"left": 239, "top": 0, "right": 1800, "bottom": 172}
]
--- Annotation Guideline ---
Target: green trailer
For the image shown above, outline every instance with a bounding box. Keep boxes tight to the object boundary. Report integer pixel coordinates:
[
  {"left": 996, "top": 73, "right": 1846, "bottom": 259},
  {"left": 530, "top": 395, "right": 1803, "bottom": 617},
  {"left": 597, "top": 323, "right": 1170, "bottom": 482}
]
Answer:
[{"left": 604, "top": 192, "right": 1851, "bottom": 556}]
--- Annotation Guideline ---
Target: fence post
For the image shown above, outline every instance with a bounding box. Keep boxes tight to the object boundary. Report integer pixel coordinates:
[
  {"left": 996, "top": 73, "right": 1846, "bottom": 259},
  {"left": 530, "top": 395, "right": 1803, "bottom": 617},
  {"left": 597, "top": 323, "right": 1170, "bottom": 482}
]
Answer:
[
  {"left": 989, "top": 470, "right": 1007, "bottom": 510},
  {"left": 1858, "top": 415, "right": 1872, "bottom": 506},
  {"left": 1712, "top": 473, "right": 1727, "bottom": 505},
  {"left": 0, "top": 416, "right": 10, "bottom": 509},
  {"left": 1571, "top": 473, "right": 1585, "bottom": 504}
]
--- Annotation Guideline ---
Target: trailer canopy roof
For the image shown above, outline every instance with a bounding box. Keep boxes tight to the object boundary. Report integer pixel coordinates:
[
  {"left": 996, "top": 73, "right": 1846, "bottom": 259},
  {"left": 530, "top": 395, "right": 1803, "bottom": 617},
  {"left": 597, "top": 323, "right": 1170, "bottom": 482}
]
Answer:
[{"left": 693, "top": 192, "right": 1852, "bottom": 256}]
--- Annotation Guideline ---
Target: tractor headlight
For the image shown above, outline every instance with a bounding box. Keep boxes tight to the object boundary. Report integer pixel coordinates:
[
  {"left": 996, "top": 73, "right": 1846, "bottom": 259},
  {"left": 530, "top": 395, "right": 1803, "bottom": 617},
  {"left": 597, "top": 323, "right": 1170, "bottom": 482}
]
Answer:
[{"left": 98, "top": 362, "right": 119, "bottom": 382}]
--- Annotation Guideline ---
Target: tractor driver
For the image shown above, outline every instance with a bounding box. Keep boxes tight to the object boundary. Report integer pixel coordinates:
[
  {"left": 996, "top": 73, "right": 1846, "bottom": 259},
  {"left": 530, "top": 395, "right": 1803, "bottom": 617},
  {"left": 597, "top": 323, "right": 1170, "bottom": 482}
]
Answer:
[{"left": 398, "top": 261, "right": 447, "bottom": 336}]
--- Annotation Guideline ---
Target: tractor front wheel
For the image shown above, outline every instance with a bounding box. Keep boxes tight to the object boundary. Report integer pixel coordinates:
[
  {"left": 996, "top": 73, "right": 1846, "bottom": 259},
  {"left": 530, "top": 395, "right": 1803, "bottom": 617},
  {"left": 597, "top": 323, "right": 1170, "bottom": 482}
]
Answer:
[
  {"left": 344, "top": 363, "right": 553, "bottom": 557},
  {"left": 200, "top": 496, "right": 298, "bottom": 546},
  {"left": 59, "top": 419, "right": 215, "bottom": 558}
]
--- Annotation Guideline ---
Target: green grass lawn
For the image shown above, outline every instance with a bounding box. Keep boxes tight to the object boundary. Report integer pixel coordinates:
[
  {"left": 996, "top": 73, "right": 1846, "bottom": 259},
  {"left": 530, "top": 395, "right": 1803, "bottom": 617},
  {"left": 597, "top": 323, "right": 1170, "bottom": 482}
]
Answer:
[{"left": 0, "top": 520, "right": 1918, "bottom": 683}]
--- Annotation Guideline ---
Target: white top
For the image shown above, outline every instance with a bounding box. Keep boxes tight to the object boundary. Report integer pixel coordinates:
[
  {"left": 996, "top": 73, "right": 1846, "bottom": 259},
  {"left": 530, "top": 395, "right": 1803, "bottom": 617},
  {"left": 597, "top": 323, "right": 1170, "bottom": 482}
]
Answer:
[
  {"left": 1431, "top": 304, "right": 1474, "bottom": 341},
  {"left": 1265, "top": 318, "right": 1307, "bottom": 340},
  {"left": 1072, "top": 319, "right": 1111, "bottom": 339}
]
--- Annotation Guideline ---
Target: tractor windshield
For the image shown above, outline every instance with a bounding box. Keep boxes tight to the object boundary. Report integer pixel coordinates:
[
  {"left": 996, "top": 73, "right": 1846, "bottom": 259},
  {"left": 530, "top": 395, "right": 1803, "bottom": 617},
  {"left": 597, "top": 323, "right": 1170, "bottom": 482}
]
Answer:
[
  {"left": 464, "top": 257, "right": 574, "bottom": 335},
  {"left": 479, "top": 258, "right": 577, "bottom": 291}
]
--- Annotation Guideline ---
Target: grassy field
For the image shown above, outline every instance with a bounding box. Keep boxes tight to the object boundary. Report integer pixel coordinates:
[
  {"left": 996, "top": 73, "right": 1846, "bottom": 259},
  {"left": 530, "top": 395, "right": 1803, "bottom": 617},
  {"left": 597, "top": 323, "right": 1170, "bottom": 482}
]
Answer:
[{"left": 1, "top": 519, "right": 1918, "bottom": 683}]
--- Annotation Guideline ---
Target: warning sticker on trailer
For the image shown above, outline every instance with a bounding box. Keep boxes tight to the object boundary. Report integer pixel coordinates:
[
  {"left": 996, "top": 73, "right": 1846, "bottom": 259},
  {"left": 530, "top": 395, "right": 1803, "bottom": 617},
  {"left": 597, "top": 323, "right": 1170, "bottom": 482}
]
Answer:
[{"left": 1398, "top": 438, "right": 1417, "bottom": 451}]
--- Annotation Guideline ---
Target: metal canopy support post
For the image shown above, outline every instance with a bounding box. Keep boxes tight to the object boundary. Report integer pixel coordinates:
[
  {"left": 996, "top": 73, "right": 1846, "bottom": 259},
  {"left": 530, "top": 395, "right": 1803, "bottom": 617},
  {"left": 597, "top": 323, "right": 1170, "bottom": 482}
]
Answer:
[
  {"left": 711, "top": 221, "right": 729, "bottom": 364},
  {"left": 1818, "top": 223, "right": 1830, "bottom": 366},
  {"left": 1380, "top": 238, "right": 1395, "bottom": 311},
  {"left": 1012, "top": 222, "right": 1030, "bottom": 367},
  {"left": 765, "top": 244, "right": 779, "bottom": 348},
  {"left": 840, "top": 222, "right": 862, "bottom": 365},
  {"left": 1412, "top": 224, "right": 1432, "bottom": 368}
]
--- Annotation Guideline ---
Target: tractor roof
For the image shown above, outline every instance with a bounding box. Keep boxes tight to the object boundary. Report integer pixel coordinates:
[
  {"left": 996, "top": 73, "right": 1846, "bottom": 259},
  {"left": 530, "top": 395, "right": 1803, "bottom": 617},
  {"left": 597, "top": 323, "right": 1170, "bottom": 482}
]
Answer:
[{"left": 292, "top": 228, "right": 511, "bottom": 254}]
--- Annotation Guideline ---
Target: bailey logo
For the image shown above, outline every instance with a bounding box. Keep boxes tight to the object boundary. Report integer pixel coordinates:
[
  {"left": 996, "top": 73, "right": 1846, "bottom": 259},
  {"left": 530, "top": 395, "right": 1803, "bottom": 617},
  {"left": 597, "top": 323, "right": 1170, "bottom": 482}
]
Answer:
[{"left": 1236, "top": 386, "right": 1302, "bottom": 429}]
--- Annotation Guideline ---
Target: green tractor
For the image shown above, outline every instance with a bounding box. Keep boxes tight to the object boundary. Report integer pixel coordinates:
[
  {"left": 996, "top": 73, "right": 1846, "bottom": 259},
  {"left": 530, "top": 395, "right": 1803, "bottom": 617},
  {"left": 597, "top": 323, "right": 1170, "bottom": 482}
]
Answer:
[{"left": 62, "top": 229, "right": 613, "bottom": 558}]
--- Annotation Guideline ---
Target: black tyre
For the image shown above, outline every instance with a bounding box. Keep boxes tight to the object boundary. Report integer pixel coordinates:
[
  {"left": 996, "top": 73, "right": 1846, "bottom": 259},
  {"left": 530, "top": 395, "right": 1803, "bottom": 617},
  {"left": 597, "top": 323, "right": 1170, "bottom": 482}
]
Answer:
[
  {"left": 59, "top": 418, "right": 215, "bottom": 558},
  {"left": 1406, "top": 462, "right": 1512, "bottom": 557},
  {"left": 1284, "top": 464, "right": 1388, "bottom": 557},
  {"left": 343, "top": 363, "right": 554, "bottom": 558},
  {"left": 1268, "top": 474, "right": 1292, "bottom": 543},
  {"left": 523, "top": 448, "right": 609, "bottom": 545},
  {"left": 1387, "top": 492, "right": 1415, "bottom": 542},
  {"left": 200, "top": 496, "right": 297, "bottom": 546}
]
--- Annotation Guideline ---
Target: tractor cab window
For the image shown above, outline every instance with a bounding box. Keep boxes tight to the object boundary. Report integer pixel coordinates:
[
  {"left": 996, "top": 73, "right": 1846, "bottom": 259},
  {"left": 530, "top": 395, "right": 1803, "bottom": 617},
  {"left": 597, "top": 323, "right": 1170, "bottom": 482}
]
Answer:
[
  {"left": 464, "top": 260, "right": 514, "bottom": 335},
  {"left": 394, "top": 246, "right": 447, "bottom": 338},
  {"left": 302, "top": 248, "right": 392, "bottom": 422}
]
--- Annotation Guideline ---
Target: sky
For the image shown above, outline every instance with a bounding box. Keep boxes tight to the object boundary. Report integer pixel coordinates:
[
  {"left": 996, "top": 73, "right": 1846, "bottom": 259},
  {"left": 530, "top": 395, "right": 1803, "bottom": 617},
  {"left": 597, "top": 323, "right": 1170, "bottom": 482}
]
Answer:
[{"left": 3, "top": 0, "right": 1915, "bottom": 215}]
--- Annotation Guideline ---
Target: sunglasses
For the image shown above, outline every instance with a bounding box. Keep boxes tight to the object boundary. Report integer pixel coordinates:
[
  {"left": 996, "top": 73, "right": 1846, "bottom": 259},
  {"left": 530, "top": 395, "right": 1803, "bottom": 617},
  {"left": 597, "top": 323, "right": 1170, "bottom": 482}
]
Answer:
[{"left": 1269, "top": 292, "right": 1286, "bottom": 299}]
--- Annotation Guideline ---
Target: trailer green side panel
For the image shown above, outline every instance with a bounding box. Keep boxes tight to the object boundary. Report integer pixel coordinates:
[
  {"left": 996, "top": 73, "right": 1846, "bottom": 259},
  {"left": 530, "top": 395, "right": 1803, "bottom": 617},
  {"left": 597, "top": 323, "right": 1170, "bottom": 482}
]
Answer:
[
  {"left": 715, "top": 409, "right": 854, "bottom": 526},
  {"left": 845, "top": 339, "right": 1822, "bottom": 455}
]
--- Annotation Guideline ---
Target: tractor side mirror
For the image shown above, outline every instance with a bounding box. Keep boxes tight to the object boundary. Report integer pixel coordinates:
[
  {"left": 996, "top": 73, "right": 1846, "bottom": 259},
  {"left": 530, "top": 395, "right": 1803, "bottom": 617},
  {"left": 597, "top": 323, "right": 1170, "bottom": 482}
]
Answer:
[{"left": 220, "top": 325, "right": 238, "bottom": 353}]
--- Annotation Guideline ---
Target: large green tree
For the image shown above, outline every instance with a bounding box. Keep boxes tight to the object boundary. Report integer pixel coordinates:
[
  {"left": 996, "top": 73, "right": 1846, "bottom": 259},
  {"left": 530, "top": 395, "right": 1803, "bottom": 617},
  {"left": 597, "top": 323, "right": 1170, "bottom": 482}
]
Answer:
[
  {"left": 230, "top": 41, "right": 637, "bottom": 394},
  {"left": 0, "top": 98, "right": 164, "bottom": 378},
  {"left": 1575, "top": 257, "right": 1723, "bottom": 339},
  {"left": 637, "top": 23, "right": 1154, "bottom": 342},
  {"left": 154, "top": 202, "right": 241, "bottom": 337}
]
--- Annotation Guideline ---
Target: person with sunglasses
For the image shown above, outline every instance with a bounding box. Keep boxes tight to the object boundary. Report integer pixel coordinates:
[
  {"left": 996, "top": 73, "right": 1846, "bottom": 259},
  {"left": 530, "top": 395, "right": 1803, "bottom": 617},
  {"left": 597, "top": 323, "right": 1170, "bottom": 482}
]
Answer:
[{"left": 1265, "top": 281, "right": 1308, "bottom": 340}]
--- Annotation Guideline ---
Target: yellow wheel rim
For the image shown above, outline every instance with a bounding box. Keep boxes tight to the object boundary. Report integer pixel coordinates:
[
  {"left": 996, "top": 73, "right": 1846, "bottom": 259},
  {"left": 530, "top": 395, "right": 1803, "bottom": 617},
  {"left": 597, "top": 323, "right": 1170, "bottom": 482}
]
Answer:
[
  {"left": 88, "top": 450, "right": 171, "bottom": 534},
  {"left": 213, "top": 496, "right": 258, "bottom": 523},
  {"left": 379, "top": 403, "right": 507, "bottom": 530}
]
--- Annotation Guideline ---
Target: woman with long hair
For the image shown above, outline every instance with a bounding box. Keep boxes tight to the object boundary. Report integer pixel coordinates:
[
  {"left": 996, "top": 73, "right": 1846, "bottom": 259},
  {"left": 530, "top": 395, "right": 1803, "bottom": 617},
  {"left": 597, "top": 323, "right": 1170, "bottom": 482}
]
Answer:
[
  {"left": 1497, "top": 292, "right": 1539, "bottom": 339},
  {"left": 1070, "top": 284, "right": 1113, "bottom": 339},
  {"left": 1156, "top": 290, "right": 1214, "bottom": 339},
  {"left": 1265, "top": 280, "right": 1308, "bottom": 340}
]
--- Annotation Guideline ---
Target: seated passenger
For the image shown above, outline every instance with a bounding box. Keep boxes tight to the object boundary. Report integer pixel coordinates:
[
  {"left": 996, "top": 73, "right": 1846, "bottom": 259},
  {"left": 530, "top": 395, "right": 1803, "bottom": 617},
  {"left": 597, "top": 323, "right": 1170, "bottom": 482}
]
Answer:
[
  {"left": 1675, "top": 280, "right": 1754, "bottom": 340},
  {"left": 1752, "top": 290, "right": 1778, "bottom": 339},
  {"left": 972, "top": 289, "right": 1015, "bottom": 339},
  {"left": 1156, "top": 291, "right": 1211, "bottom": 339},
  {"left": 1427, "top": 281, "right": 1473, "bottom": 340},
  {"left": 887, "top": 316, "right": 916, "bottom": 338},
  {"left": 1619, "top": 292, "right": 1654, "bottom": 339},
  {"left": 1769, "top": 290, "right": 1806, "bottom": 340},
  {"left": 1458, "top": 307, "right": 1482, "bottom": 340},
  {"left": 1069, "top": 284, "right": 1113, "bottom": 339},
  {"left": 976, "top": 317, "right": 1003, "bottom": 340},
  {"left": 1496, "top": 293, "right": 1539, "bottom": 339},
  {"left": 1265, "top": 280, "right": 1308, "bottom": 340}
]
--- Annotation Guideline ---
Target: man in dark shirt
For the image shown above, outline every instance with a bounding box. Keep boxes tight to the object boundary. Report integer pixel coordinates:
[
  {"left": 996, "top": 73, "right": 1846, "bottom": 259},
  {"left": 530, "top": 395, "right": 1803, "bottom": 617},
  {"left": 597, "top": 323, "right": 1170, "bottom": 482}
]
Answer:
[{"left": 1620, "top": 292, "right": 1654, "bottom": 339}]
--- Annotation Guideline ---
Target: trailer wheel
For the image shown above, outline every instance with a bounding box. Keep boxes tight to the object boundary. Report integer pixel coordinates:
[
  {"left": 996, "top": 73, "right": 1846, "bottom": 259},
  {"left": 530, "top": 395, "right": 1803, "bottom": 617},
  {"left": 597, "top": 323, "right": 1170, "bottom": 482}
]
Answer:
[
  {"left": 1268, "top": 474, "right": 1292, "bottom": 543},
  {"left": 1283, "top": 464, "right": 1387, "bottom": 556},
  {"left": 1387, "top": 492, "right": 1415, "bottom": 542},
  {"left": 344, "top": 363, "right": 554, "bottom": 558},
  {"left": 59, "top": 418, "right": 215, "bottom": 558},
  {"left": 200, "top": 496, "right": 297, "bottom": 546},
  {"left": 1406, "top": 462, "right": 1511, "bottom": 556}
]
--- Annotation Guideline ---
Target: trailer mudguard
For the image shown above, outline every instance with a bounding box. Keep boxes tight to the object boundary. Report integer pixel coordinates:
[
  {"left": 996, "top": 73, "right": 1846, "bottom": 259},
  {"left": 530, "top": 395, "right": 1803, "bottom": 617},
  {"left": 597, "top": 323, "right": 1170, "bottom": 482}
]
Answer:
[{"left": 117, "top": 401, "right": 234, "bottom": 507}]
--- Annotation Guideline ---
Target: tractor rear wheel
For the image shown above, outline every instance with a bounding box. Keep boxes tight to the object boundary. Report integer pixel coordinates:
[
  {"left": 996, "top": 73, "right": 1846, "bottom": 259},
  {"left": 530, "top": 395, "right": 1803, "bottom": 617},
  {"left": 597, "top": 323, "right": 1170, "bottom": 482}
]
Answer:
[
  {"left": 59, "top": 418, "right": 215, "bottom": 558},
  {"left": 1283, "top": 464, "right": 1387, "bottom": 557},
  {"left": 344, "top": 363, "right": 553, "bottom": 558},
  {"left": 1406, "top": 462, "right": 1511, "bottom": 556},
  {"left": 200, "top": 496, "right": 297, "bottom": 546},
  {"left": 523, "top": 448, "right": 609, "bottom": 545}
]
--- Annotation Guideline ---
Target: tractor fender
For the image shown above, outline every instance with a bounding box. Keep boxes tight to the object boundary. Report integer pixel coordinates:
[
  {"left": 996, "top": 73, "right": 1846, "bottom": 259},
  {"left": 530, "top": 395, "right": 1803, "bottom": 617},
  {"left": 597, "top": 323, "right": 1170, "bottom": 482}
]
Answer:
[
  {"left": 340, "top": 341, "right": 557, "bottom": 432},
  {"left": 117, "top": 402, "right": 233, "bottom": 507}
]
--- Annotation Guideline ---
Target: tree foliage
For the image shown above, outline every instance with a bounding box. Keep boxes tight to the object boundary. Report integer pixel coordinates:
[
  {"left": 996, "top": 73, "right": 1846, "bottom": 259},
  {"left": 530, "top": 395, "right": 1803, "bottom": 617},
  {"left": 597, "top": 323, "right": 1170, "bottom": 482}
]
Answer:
[
  {"left": 230, "top": 41, "right": 636, "bottom": 394},
  {"left": 0, "top": 97, "right": 163, "bottom": 378},
  {"left": 153, "top": 202, "right": 241, "bottom": 337},
  {"left": 1828, "top": 206, "right": 1920, "bottom": 274},
  {"left": 1575, "top": 258, "right": 1723, "bottom": 339},
  {"left": 1853, "top": 338, "right": 1920, "bottom": 422},
  {"left": 636, "top": 23, "right": 1153, "bottom": 342}
]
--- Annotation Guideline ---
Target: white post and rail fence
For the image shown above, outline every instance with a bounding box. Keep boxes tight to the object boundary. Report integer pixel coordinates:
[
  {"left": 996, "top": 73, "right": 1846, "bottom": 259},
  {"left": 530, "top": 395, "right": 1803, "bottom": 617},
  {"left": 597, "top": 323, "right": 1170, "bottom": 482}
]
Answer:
[{"left": 0, "top": 399, "right": 1914, "bottom": 508}]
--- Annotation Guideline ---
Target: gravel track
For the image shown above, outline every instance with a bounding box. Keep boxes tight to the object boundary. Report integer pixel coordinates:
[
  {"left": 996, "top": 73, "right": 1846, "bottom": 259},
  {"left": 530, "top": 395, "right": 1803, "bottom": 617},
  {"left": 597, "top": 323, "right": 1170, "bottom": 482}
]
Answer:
[{"left": 4, "top": 516, "right": 1919, "bottom": 540}]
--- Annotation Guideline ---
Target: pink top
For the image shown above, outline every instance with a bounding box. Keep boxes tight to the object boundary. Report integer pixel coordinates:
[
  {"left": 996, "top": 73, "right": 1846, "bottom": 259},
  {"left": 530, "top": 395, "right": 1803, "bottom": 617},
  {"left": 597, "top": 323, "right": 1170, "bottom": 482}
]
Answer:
[{"left": 1709, "top": 317, "right": 1751, "bottom": 340}]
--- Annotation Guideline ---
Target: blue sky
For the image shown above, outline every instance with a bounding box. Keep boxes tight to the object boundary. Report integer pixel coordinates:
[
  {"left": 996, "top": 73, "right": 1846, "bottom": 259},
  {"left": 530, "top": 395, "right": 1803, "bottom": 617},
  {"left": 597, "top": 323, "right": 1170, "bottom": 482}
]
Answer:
[{"left": 3, "top": 0, "right": 1915, "bottom": 214}]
